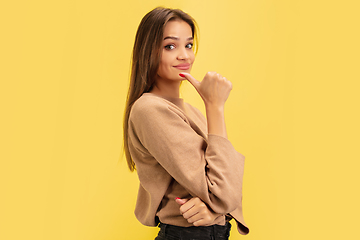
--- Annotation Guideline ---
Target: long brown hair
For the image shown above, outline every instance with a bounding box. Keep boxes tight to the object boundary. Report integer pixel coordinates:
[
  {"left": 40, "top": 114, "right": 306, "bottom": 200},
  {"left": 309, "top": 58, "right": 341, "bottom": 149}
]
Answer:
[{"left": 123, "top": 7, "right": 198, "bottom": 171}]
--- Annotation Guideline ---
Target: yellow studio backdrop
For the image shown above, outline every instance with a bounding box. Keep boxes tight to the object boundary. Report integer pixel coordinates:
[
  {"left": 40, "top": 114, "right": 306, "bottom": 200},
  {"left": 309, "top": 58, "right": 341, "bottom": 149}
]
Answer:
[{"left": 1, "top": 0, "right": 359, "bottom": 239}]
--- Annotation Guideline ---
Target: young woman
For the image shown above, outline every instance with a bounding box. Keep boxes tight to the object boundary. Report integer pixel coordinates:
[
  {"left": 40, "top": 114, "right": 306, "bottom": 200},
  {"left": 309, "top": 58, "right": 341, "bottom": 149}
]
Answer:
[{"left": 123, "top": 7, "right": 249, "bottom": 239}]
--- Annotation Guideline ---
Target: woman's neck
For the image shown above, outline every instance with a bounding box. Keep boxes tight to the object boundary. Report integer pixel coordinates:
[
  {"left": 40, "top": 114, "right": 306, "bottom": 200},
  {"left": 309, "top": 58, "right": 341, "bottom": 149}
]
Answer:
[{"left": 150, "top": 79, "right": 182, "bottom": 99}]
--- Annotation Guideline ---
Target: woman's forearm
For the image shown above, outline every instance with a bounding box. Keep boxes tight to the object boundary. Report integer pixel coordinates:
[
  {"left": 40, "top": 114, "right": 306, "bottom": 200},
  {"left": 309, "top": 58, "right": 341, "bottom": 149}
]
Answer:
[{"left": 205, "top": 104, "right": 227, "bottom": 139}]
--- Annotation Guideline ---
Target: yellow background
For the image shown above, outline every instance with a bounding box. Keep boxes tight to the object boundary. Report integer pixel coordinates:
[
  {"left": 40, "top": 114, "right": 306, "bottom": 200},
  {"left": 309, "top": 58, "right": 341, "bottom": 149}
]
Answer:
[{"left": 1, "top": 0, "right": 359, "bottom": 239}]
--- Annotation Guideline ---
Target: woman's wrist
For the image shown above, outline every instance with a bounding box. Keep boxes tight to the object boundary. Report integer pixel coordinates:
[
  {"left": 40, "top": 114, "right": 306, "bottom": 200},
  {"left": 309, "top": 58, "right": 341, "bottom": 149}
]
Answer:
[{"left": 205, "top": 102, "right": 225, "bottom": 113}]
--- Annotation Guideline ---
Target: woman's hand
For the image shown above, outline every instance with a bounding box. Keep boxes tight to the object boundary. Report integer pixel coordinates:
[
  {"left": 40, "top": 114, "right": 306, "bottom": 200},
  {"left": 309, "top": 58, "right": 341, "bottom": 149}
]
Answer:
[
  {"left": 180, "top": 72, "right": 233, "bottom": 139},
  {"left": 180, "top": 72, "right": 232, "bottom": 109},
  {"left": 175, "top": 197, "right": 225, "bottom": 226}
]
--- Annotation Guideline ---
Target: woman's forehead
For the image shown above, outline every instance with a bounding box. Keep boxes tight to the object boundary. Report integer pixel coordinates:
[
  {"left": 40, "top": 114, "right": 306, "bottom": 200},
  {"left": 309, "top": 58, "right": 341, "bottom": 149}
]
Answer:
[{"left": 163, "top": 20, "right": 192, "bottom": 39}]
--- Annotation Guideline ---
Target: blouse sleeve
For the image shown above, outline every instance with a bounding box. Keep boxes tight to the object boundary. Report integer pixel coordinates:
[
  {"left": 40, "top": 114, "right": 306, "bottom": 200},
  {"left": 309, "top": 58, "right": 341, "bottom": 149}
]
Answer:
[{"left": 128, "top": 97, "right": 245, "bottom": 214}]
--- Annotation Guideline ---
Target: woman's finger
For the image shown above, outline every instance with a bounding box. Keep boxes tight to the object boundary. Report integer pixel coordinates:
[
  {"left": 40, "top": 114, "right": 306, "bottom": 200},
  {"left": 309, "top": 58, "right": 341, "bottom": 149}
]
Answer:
[
  {"left": 180, "top": 198, "right": 205, "bottom": 219},
  {"left": 178, "top": 198, "right": 196, "bottom": 214},
  {"left": 175, "top": 197, "right": 188, "bottom": 206}
]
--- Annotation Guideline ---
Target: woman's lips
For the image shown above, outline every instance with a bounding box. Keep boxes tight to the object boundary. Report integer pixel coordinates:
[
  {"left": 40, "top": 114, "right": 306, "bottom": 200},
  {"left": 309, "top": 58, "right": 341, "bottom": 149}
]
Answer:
[{"left": 173, "top": 63, "right": 190, "bottom": 70}]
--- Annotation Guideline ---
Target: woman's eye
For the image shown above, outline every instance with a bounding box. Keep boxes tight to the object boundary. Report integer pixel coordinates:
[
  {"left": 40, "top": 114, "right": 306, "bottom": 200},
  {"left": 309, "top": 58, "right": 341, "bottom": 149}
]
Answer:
[
  {"left": 165, "top": 44, "right": 175, "bottom": 50},
  {"left": 186, "top": 43, "right": 193, "bottom": 49}
]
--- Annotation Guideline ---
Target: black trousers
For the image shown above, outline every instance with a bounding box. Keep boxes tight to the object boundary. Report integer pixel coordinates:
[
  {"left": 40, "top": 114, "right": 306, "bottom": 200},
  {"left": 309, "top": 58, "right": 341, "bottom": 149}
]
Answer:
[{"left": 155, "top": 222, "right": 231, "bottom": 240}]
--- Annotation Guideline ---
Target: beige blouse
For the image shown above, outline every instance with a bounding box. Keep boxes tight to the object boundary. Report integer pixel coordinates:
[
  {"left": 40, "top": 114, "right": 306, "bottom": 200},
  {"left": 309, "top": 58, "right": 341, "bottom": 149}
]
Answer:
[{"left": 127, "top": 93, "right": 249, "bottom": 235}]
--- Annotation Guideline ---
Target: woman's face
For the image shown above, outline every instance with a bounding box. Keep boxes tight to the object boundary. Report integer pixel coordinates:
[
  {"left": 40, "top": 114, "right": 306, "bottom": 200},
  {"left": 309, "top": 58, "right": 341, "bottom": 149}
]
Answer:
[{"left": 156, "top": 20, "right": 195, "bottom": 82}]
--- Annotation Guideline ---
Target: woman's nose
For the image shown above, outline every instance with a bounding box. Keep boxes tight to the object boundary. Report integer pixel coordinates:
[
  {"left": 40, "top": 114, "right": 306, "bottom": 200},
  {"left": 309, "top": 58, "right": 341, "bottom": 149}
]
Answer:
[{"left": 177, "top": 47, "right": 189, "bottom": 60}]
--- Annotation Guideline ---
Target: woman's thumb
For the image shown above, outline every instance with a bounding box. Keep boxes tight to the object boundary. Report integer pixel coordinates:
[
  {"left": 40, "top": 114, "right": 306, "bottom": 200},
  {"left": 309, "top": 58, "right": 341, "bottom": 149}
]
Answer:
[{"left": 179, "top": 73, "right": 200, "bottom": 89}]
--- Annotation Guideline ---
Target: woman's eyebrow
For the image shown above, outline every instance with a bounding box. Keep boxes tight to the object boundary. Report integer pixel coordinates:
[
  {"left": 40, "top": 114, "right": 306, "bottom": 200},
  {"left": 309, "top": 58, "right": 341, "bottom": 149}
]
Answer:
[{"left": 163, "top": 36, "right": 194, "bottom": 41}]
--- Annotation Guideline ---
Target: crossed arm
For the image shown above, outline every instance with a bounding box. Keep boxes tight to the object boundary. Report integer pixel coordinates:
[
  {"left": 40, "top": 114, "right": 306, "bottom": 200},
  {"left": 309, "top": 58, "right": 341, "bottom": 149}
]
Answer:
[{"left": 177, "top": 72, "right": 234, "bottom": 226}]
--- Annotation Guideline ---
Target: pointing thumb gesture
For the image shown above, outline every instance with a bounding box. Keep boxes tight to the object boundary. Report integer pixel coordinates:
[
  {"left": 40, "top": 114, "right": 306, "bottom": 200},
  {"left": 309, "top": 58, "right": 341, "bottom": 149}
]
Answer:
[
  {"left": 179, "top": 73, "right": 200, "bottom": 90},
  {"left": 179, "top": 72, "right": 232, "bottom": 108}
]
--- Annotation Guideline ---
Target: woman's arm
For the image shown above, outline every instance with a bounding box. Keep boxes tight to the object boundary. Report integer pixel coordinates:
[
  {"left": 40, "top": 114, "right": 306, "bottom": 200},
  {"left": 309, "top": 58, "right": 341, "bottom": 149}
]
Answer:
[{"left": 177, "top": 72, "right": 234, "bottom": 226}]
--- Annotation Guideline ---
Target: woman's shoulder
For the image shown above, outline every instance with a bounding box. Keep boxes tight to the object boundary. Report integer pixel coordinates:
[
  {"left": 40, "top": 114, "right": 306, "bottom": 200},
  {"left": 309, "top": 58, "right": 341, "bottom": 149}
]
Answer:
[
  {"left": 130, "top": 93, "right": 184, "bottom": 119},
  {"left": 132, "top": 93, "right": 166, "bottom": 110}
]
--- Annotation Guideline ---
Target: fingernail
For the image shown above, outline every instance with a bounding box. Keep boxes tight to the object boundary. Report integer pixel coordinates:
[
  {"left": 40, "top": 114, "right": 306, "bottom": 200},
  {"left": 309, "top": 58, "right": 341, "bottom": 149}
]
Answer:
[
  {"left": 175, "top": 197, "right": 180, "bottom": 200},
  {"left": 179, "top": 74, "right": 185, "bottom": 77}
]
